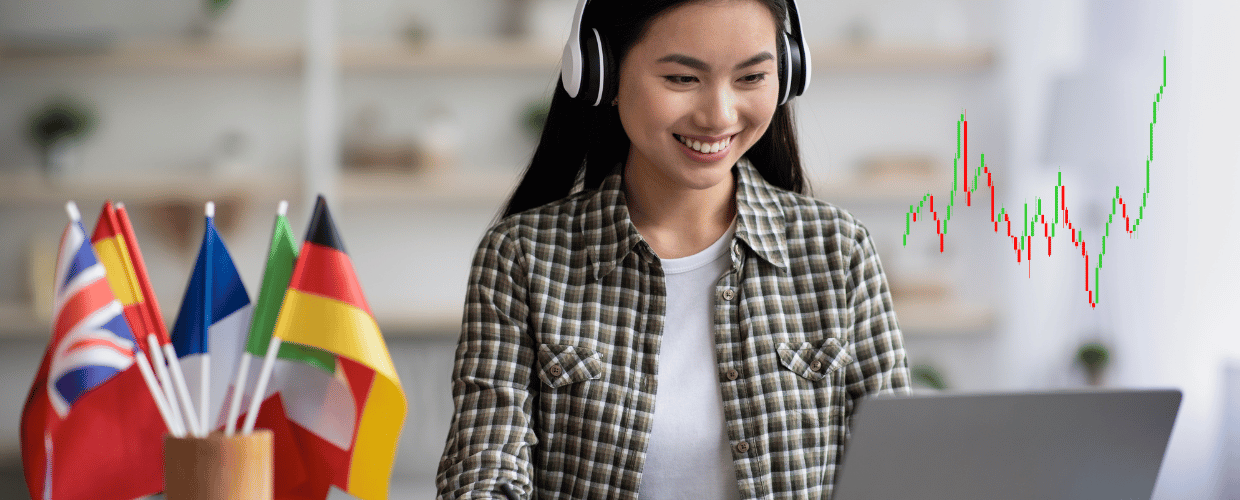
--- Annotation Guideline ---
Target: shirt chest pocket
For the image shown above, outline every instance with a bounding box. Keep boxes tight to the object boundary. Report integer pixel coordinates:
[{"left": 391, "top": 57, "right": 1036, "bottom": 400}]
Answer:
[
  {"left": 776, "top": 337, "right": 854, "bottom": 382},
  {"left": 536, "top": 344, "right": 605, "bottom": 388}
]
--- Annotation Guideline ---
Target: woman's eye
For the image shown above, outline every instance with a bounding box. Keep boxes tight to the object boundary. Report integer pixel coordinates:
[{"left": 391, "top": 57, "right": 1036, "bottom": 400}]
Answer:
[
  {"left": 740, "top": 73, "right": 767, "bottom": 84},
  {"left": 664, "top": 75, "right": 698, "bottom": 85}
]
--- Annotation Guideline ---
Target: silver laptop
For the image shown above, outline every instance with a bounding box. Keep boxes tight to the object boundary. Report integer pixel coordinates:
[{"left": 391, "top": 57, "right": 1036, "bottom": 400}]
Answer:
[{"left": 832, "top": 389, "right": 1181, "bottom": 500}]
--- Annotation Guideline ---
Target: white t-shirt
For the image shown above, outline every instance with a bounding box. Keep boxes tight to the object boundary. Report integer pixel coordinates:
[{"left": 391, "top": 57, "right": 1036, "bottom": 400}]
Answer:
[{"left": 638, "top": 221, "right": 741, "bottom": 500}]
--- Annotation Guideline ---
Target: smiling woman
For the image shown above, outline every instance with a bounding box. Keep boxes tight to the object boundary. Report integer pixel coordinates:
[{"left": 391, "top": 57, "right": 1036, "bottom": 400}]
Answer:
[
  {"left": 435, "top": 1, "right": 910, "bottom": 499},
  {"left": 617, "top": 0, "right": 781, "bottom": 258}
]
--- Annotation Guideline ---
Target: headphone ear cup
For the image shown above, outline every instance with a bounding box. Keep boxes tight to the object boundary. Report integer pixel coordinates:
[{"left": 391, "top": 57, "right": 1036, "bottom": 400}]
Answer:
[
  {"left": 578, "top": 29, "right": 609, "bottom": 106},
  {"left": 777, "top": 32, "right": 808, "bottom": 106},
  {"left": 785, "top": 34, "right": 806, "bottom": 100},
  {"left": 777, "top": 31, "right": 792, "bottom": 105},
  {"left": 596, "top": 30, "right": 617, "bottom": 106}
]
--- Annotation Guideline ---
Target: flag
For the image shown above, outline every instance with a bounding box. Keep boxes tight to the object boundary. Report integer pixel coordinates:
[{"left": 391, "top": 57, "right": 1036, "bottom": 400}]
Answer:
[
  {"left": 271, "top": 196, "right": 407, "bottom": 499},
  {"left": 21, "top": 206, "right": 165, "bottom": 500},
  {"left": 91, "top": 201, "right": 188, "bottom": 430},
  {"left": 90, "top": 202, "right": 164, "bottom": 349},
  {"left": 170, "top": 207, "right": 253, "bottom": 432},
  {"left": 227, "top": 206, "right": 348, "bottom": 498}
]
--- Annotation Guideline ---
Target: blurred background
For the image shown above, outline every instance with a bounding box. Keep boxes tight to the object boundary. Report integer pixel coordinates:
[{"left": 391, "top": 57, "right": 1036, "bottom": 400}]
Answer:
[{"left": 0, "top": 0, "right": 1236, "bottom": 498}]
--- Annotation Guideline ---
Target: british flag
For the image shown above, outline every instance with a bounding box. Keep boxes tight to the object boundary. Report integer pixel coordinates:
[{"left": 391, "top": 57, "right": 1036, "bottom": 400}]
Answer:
[
  {"left": 46, "top": 213, "right": 138, "bottom": 417},
  {"left": 23, "top": 203, "right": 165, "bottom": 500}
]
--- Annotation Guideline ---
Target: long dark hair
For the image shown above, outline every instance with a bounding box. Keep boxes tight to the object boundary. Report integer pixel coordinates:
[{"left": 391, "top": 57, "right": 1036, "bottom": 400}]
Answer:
[{"left": 501, "top": 0, "right": 806, "bottom": 218}]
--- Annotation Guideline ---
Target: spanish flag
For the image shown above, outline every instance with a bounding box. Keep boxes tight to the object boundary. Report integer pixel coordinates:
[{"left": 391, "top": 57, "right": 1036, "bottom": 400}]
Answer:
[
  {"left": 271, "top": 196, "right": 407, "bottom": 499},
  {"left": 90, "top": 202, "right": 163, "bottom": 346}
]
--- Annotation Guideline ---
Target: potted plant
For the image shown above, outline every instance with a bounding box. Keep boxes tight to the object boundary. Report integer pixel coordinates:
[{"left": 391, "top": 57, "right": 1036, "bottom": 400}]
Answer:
[
  {"left": 911, "top": 364, "right": 949, "bottom": 391},
  {"left": 26, "top": 96, "right": 97, "bottom": 178},
  {"left": 189, "top": 0, "right": 233, "bottom": 39},
  {"left": 1076, "top": 342, "right": 1111, "bottom": 386}
]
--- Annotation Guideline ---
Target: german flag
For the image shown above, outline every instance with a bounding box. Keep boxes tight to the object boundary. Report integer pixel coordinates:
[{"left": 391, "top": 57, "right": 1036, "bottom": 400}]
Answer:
[{"left": 271, "top": 196, "right": 407, "bottom": 500}]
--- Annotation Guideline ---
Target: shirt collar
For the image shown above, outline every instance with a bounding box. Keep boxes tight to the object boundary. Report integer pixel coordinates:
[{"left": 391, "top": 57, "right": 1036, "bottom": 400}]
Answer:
[
  {"left": 581, "top": 157, "right": 790, "bottom": 281},
  {"left": 732, "top": 158, "right": 790, "bottom": 272}
]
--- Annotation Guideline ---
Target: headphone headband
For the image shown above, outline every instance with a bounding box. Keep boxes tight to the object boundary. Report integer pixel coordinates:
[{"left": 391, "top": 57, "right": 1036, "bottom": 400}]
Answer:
[
  {"left": 561, "top": 0, "right": 811, "bottom": 106},
  {"left": 561, "top": 0, "right": 590, "bottom": 99}
]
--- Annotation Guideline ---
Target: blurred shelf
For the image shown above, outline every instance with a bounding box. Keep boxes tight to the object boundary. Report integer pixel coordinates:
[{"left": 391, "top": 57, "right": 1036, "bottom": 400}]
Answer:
[
  {"left": 337, "top": 168, "right": 517, "bottom": 206},
  {"left": 814, "top": 175, "right": 952, "bottom": 205},
  {"left": 0, "top": 168, "right": 296, "bottom": 207},
  {"left": 340, "top": 41, "right": 561, "bottom": 73},
  {"left": 896, "top": 297, "right": 994, "bottom": 336},
  {"left": 0, "top": 301, "right": 46, "bottom": 339},
  {"left": 1, "top": 298, "right": 989, "bottom": 340},
  {"left": 811, "top": 45, "right": 994, "bottom": 72},
  {"left": 0, "top": 41, "right": 301, "bottom": 73},
  {"left": 0, "top": 40, "right": 994, "bottom": 75},
  {"left": 0, "top": 299, "right": 460, "bottom": 341},
  {"left": 343, "top": 42, "right": 995, "bottom": 73},
  {"left": 374, "top": 309, "right": 461, "bottom": 339}
]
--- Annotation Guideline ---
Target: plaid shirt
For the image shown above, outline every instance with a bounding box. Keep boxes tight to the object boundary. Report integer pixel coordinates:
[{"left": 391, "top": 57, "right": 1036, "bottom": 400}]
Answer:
[{"left": 437, "top": 158, "right": 910, "bottom": 499}]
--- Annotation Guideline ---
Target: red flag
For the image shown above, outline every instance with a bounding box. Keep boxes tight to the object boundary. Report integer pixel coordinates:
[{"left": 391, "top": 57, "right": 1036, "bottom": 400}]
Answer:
[{"left": 21, "top": 208, "right": 166, "bottom": 499}]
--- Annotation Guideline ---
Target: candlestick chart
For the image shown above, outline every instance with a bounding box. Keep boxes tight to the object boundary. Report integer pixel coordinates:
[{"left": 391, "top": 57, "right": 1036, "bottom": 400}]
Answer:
[{"left": 902, "top": 54, "right": 1166, "bottom": 308}]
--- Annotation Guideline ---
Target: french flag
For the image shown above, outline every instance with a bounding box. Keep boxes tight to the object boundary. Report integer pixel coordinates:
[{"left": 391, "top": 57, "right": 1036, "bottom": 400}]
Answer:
[
  {"left": 171, "top": 203, "right": 252, "bottom": 434},
  {"left": 21, "top": 203, "right": 166, "bottom": 500}
]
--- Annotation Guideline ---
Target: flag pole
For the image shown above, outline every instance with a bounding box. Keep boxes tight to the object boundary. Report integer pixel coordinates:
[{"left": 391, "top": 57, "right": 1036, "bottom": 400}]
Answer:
[
  {"left": 152, "top": 335, "right": 203, "bottom": 436},
  {"left": 113, "top": 202, "right": 194, "bottom": 435},
  {"left": 242, "top": 336, "right": 283, "bottom": 435},
  {"left": 133, "top": 348, "right": 185, "bottom": 437},
  {"left": 200, "top": 201, "right": 215, "bottom": 435},
  {"left": 222, "top": 353, "right": 250, "bottom": 436},
  {"left": 224, "top": 200, "right": 290, "bottom": 436},
  {"left": 144, "top": 333, "right": 187, "bottom": 434}
]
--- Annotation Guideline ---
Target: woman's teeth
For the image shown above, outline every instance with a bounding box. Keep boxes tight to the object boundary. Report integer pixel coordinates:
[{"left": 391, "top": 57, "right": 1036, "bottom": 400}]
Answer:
[{"left": 677, "top": 134, "right": 731, "bottom": 154}]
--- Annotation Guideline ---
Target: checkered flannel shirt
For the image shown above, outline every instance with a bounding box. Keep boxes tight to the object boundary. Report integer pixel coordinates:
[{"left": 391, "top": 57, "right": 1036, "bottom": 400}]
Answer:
[{"left": 437, "top": 158, "right": 910, "bottom": 499}]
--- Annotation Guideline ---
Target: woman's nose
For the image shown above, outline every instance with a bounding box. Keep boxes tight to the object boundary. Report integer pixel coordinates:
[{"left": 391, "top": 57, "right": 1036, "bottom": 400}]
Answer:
[{"left": 694, "top": 85, "right": 739, "bottom": 131}]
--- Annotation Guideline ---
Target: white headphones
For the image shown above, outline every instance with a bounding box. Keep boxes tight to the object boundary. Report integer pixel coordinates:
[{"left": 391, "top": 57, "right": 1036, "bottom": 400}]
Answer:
[{"left": 560, "top": 0, "right": 812, "bottom": 107}]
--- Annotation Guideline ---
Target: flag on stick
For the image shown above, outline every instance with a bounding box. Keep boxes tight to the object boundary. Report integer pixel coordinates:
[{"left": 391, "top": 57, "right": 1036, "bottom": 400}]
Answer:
[
  {"left": 171, "top": 202, "right": 253, "bottom": 434},
  {"left": 91, "top": 201, "right": 195, "bottom": 434},
  {"left": 21, "top": 201, "right": 169, "bottom": 500},
  {"left": 252, "top": 196, "right": 407, "bottom": 499},
  {"left": 228, "top": 201, "right": 349, "bottom": 497},
  {"left": 228, "top": 201, "right": 336, "bottom": 435}
]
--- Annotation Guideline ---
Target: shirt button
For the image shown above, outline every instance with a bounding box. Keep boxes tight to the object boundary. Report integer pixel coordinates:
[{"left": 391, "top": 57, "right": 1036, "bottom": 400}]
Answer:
[
  {"left": 549, "top": 364, "right": 563, "bottom": 377},
  {"left": 734, "top": 441, "right": 750, "bottom": 453},
  {"left": 810, "top": 360, "right": 824, "bottom": 372},
  {"left": 725, "top": 369, "right": 739, "bottom": 381},
  {"left": 720, "top": 288, "right": 736, "bottom": 301}
]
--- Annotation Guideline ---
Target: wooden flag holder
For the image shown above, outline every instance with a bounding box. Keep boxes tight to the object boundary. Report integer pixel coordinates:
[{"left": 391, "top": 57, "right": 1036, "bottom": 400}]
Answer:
[{"left": 164, "top": 430, "right": 273, "bottom": 500}]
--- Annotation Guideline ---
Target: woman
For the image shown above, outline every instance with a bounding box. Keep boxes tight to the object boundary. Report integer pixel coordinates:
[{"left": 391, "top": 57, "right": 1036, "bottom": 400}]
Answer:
[{"left": 436, "top": 0, "right": 909, "bottom": 498}]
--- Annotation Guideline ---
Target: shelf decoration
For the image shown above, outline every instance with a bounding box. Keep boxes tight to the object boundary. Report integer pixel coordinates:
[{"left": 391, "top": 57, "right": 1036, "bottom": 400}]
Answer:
[
  {"left": 499, "top": 0, "right": 534, "bottom": 39},
  {"left": 26, "top": 95, "right": 97, "bottom": 179},
  {"left": 189, "top": 0, "right": 234, "bottom": 40},
  {"left": 521, "top": 98, "right": 551, "bottom": 140},
  {"left": 1076, "top": 341, "right": 1111, "bottom": 386},
  {"left": 911, "top": 364, "right": 949, "bottom": 390}
]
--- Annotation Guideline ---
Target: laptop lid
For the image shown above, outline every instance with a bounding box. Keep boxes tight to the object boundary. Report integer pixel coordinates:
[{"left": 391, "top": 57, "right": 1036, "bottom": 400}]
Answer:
[{"left": 832, "top": 389, "right": 1182, "bottom": 500}]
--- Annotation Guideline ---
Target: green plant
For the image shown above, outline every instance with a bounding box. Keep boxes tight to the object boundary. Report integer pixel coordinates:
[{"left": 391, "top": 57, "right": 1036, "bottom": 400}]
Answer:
[
  {"left": 1076, "top": 342, "right": 1111, "bottom": 385},
  {"left": 521, "top": 98, "right": 551, "bottom": 139},
  {"left": 206, "top": 0, "right": 231, "bottom": 16},
  {"left": 27, "top": 96, "right": 97, "bottom": 165},
  {"left": 911, "top": 364, "right": 948, "bottom": 390}
]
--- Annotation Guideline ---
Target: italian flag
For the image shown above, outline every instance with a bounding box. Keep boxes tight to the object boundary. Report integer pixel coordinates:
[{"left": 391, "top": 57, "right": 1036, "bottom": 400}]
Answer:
[{"left": 233, "top": 198, "right": 406, "bottom": 499}]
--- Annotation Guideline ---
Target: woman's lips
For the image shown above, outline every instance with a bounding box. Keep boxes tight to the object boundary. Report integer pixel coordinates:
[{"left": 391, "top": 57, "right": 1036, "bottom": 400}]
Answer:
[{"left": 674, "top": 133, "right": 736, "bottom": 162}]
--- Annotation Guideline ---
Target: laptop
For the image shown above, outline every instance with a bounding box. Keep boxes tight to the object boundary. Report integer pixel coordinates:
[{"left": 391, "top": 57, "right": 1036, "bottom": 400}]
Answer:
[{"left": 832, "top": 389, "right": 1181, "bottom": 500}]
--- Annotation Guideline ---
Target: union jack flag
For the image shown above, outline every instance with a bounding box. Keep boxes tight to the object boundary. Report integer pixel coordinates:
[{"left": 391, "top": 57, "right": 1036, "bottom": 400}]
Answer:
[
  {"left": 47, "top": 215, "right": 138, "bottom": 418},
  {"left": 22, "top": 203, "right": 166, "bottom": 500}
]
